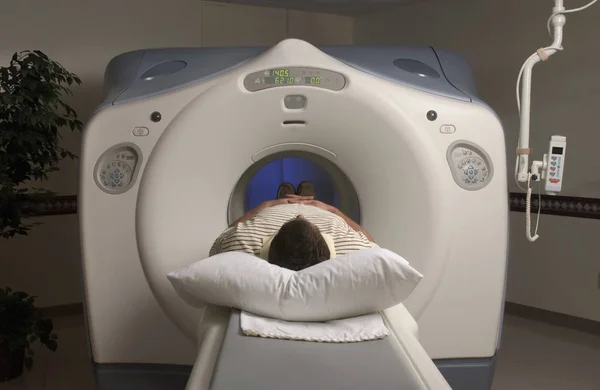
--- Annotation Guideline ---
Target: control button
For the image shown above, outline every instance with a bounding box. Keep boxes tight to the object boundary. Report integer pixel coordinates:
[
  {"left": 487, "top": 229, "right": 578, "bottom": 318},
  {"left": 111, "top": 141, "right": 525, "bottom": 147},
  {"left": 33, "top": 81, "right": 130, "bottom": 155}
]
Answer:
[
  {"left": 440, "top": 125, "right": 456, "bottom": 134},
  {"left": 550, "top": 179, "right": 560, "bottom": 183},
  {"left": 133, "top": 127, "right": 149, "bottom": 137},
  {"left": 284, "top": 95, "right": 307, "bottom": 110},
  {"left": 459, "top": 158, "right": 487, "bottom": 187},
  {"left": 101, "top": 161, "right": 132, "bottom": 191},
  {"left": 550, "top": 172, "right": 555, "bottom": 177}
]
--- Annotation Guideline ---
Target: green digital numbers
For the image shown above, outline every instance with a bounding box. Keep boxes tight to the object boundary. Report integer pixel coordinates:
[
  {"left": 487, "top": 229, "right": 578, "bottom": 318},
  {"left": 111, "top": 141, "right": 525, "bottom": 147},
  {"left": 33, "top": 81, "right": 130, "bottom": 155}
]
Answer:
[{"left": 272, "top": 69, "right": 290, "bottom": 77}]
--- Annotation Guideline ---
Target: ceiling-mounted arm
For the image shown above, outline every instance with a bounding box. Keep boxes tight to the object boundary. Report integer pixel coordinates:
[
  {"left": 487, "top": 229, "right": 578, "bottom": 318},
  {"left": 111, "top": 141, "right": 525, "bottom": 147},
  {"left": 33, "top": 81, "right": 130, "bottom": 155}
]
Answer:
[
  {"left": 516, "top": 0, "right": 565, "bottom": 182},
  {"left": 515, "top": 0, "right": 598, "bottom": 242}
]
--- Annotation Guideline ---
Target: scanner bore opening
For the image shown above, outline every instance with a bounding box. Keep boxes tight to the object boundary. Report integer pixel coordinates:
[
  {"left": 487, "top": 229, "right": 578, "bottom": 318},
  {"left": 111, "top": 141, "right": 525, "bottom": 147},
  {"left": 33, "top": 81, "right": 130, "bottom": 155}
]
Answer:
[{"left": 228, "top": 151, "right": 360, "bottom": 226}]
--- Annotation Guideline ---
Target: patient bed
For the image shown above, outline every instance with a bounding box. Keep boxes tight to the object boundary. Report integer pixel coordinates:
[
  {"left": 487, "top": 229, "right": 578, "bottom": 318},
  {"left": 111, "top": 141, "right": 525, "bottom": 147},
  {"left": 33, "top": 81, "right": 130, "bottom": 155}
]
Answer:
[{"left": 186, "top": 307, "right": 451, "bottom": 390}]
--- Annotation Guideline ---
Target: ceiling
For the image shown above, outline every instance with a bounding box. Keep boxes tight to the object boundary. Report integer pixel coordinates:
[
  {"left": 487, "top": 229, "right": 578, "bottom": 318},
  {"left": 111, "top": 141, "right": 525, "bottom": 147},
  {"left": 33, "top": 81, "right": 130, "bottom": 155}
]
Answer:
[{"left": 212, "top": 0, "right": 425, "bottom": 15}]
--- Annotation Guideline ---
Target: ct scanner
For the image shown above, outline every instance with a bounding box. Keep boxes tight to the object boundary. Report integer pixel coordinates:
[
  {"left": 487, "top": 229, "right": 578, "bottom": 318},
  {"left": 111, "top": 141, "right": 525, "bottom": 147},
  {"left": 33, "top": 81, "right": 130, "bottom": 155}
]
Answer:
[{"left": 79, "top": 39, "right": 508, "bottom": 390}]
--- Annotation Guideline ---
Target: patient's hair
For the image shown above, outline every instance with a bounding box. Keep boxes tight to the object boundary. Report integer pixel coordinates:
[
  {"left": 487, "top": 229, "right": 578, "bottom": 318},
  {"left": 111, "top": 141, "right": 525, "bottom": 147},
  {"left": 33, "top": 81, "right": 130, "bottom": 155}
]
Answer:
[{"left": 268, "top": 217, "right": 330, "bottom": 271}]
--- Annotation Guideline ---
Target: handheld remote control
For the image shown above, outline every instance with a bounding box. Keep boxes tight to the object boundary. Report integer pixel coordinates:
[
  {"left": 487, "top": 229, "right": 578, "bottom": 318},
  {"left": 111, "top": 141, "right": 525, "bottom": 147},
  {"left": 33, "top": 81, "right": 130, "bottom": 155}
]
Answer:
[{"left": 545, "top": 135, "right": 566, "bottom": 193}]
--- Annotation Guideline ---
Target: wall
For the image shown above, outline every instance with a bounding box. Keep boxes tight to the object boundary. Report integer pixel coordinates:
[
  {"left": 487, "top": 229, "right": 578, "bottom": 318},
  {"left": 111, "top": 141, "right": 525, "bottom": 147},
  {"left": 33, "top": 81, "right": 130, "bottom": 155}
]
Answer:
[
  {"left": 201, "top": 2, "right": 354, "bottom": 46},
  {"left": 0, "top": 0, "right": 354, "bottom": 307},
  {"left": 355, "top": 0, "right": 600, "bottom": 321}
]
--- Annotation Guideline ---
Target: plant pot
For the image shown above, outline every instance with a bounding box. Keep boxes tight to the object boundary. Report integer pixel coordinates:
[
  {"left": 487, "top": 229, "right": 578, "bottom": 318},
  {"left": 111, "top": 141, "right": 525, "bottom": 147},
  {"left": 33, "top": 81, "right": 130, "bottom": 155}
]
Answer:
[{"left": 0, "top": 341, "right": 25, "bottom": 382}]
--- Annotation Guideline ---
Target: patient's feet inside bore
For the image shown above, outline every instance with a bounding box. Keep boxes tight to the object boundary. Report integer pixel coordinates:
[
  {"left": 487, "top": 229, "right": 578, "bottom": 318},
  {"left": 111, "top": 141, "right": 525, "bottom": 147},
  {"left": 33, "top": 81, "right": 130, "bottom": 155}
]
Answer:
[
  {"left": 277, "top": 182, "right": 296, "bottom": 199},
  {"left": 244, "top": 157, "right": 344, "bottom": 212},
  {"left": 296, "top": 181, "right": 316, "bottom": 198}
]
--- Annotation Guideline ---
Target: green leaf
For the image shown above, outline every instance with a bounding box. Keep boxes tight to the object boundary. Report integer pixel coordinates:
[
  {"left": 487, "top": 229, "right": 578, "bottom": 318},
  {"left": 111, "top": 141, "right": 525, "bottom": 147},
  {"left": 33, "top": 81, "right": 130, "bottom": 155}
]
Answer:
[
  {"left": 24, "top": 357, "right": 33, "bottom": 370},
  {"left": 45, "top": 339, "right": 58, "bottom": 351},
  {"left": 13, "top": 291, "right": 29, "bottom": 300}
]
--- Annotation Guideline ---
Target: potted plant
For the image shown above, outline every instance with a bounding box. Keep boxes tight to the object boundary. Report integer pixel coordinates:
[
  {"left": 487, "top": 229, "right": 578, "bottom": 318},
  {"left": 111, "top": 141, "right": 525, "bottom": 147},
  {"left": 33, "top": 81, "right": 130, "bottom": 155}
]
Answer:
[
  {"left": 0, "top": 288, "right": 58, "bottom": 381},
  {"left": 0, "top": 51, "right": 82, "bottom": 380},
  {"left": 1, "top": 50, "right": 82, "bottom": 237}
]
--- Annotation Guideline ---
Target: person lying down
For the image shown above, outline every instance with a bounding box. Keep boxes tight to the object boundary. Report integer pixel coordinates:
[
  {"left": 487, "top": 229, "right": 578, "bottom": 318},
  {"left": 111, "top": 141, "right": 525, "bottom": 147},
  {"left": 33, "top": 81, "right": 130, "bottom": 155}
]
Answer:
[{"left": 209, "top": 181, "right": 377, "bottom": 271}]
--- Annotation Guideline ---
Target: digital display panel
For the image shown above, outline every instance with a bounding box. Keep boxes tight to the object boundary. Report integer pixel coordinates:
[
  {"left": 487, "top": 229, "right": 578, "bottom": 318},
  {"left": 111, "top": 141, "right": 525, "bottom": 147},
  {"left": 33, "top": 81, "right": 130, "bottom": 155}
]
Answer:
[
  {"left": 552, "top": 147, "right": 564, "bottom": 155},
  {"left": 244, "top": 67, "right": 346, "bottom": 92},
  {"left": 263, "top": 76, "right": 323, "bottom": 85}
]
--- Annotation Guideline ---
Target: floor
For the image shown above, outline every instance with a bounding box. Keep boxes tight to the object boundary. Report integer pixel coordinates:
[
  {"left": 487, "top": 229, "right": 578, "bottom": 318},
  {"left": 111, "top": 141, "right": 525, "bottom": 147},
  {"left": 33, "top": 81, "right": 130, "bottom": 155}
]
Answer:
[
  {"left": 1, "top": 314, "right": 599, "bottom": 389},
  {"left": 491, "top": 315, "right": 600, "bottom": 390}
]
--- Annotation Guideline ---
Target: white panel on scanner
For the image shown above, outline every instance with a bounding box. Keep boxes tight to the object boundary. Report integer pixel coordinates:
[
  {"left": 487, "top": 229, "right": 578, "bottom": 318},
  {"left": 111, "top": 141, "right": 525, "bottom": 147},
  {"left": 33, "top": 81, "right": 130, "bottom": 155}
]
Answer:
[
  {"left": 446, "top": 140, "right": 494, "bottom": 191},
  {"left": 94, "top": 143, "right": 142, "bottom": 194}
]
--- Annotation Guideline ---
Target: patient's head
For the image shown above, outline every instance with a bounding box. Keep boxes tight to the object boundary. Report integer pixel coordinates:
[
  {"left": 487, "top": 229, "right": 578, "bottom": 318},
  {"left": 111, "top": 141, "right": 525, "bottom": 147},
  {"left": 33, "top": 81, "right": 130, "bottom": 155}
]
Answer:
[{"left": 268, "top": 215, "right": 330, "bottom": 271}]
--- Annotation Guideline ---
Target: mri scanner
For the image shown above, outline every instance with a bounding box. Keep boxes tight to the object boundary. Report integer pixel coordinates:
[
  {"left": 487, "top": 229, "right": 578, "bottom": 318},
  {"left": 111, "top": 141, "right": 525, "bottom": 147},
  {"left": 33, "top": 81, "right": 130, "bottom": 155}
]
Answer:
[{"left": 79, "top": 39, "right": 508, "bottom": 389}]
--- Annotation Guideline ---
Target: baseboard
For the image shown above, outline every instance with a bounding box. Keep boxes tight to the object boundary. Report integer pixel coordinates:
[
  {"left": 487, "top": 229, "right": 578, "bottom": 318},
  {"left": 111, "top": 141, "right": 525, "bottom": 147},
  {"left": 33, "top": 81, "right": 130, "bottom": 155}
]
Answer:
[
  {"left": 509, "top": 193, "right": 600, "bottom": 220},
  {"left": 38, "top": 303, "right": 84, "bottom": 318},
  {"left": 504, "top": 302, "right": 600, "bottom": 336},
  {"left": 25, "top": 195, "right": 78, "bottom": 216},
  {"left": 26, "top": 194, "right": 600, "bottom": 220}
]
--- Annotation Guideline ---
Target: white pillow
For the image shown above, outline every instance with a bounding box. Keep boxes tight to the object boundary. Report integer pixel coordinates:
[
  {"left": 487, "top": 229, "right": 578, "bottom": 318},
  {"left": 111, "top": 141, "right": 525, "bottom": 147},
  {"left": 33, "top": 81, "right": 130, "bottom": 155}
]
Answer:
[{"left": 167, "top": 247, "right": 423, "bottom": 322}]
